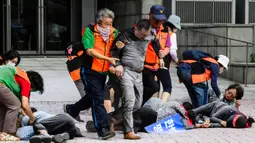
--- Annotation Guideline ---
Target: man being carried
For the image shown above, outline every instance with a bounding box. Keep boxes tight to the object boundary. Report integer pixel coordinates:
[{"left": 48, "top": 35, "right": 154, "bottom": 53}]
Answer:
[{"left": 111, "top": 19, "right": 152, "bottom": 140}]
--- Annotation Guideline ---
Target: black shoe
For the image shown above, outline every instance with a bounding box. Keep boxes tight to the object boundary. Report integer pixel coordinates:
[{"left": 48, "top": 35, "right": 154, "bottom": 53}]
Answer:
[
  {"left": 53, "top": 132, "right": 70, "bottom": 143},
  {"left": 63, "top": 104, "right": 84, "bottom": 122},
  {"left": 98, "top": 128, "right": 115, "bottom": 140},
  {"left": 86, "top": 120, "right": 97, "bottom": 132},
  {"left": 29, "top": 134, "right": 52, "bottom": 143},
  {"left": 75, "top": 115, "right": 84, "bottom": 122}
]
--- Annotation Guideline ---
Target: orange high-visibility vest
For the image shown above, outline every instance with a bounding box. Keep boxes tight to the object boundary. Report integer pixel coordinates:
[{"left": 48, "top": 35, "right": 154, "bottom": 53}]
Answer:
[
  {"left": 82, "top": 24, "right": 117, "bottom": 73},
  {"left": 180, "top": 57, "right": 218, "bottom": 84},
  {"left": 91, "top": 25, "right": 116, "bottom": 72},
  {"left": 144, "top": 25, "right": 169, "bottom": 70}
]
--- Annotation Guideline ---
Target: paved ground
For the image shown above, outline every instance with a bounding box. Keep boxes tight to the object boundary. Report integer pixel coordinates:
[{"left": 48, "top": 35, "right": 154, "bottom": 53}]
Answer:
[{"left": 15, "top": 57, "right": 255, "bottom": 143}]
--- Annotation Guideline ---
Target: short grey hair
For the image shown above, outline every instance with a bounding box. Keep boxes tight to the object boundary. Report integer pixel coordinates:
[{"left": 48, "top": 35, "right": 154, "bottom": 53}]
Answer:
[{"left": 96, "top": 8, "right": 115, "bottom": 24}]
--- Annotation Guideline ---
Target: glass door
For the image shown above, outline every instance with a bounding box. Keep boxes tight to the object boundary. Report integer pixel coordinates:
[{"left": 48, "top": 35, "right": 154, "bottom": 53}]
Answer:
[
  {"left": 44, "top": 0, "right": 70, "bottom": 54},
  {"left": 9, "top": 0, "right": 39, "bottom": 54}
]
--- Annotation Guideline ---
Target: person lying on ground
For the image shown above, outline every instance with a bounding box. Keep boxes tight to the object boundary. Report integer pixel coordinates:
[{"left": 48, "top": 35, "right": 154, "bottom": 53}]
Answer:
[
  {"left": 85, "top": 98, "right": 195, "bottom": 133},
  {"left": 17, "top": 108, "right": 82, "bottom": 143},
  {"left": 188, "top": 101, "right": 254, "bottom": 128},
  {"left": 141, "top": 98, "right": 194, "bottom": 130},
  {"left": 208, "top": 83, "right": 244, "bottom": 109}
]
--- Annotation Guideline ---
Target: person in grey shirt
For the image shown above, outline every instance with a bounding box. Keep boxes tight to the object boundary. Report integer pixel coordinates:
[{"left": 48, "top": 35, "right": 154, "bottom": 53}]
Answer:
[
  {"left": 110, "top": 19, "right": 152, "bottom": 140},
  {"left": 143, "top": 97, "right": 194, "bottom": 129},
  {"left": 208, "top": 83, "right": 244, "bottom": 109},
  {"left": 190, "top": 101, "right": 253, "bottom": 128}
]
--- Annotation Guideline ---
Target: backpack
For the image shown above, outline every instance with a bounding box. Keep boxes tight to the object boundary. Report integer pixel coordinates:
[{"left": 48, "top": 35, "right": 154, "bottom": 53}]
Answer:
[
  {"left": 65, "top": 42, "right": 86, "bottom": 81},
  {"left": 65, "top": 42, "right": 85, "bottom": 59},
  {"left": 182, "top": 50, "right": 213, "bottom": 61}
]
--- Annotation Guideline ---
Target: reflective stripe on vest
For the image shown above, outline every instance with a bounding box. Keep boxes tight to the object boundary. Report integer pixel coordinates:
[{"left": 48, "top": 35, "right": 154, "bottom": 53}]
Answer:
[
  {"left": 181, "top": 59, "right": 197, "bottom": 64},
  {"left": 91, "top": 25, "right": 116, "bottom": 72},
  {"left": 144, "top": 25, "right": 168, "bottom": 70},
  {"left": 16, "top": 67, "right": 30, "bottom": 84}
]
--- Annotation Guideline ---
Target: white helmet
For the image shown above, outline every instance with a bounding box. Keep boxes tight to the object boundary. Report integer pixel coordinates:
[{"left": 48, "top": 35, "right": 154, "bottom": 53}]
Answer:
[
  {"left": 167, "top": 15, "right": 181, "bottom": 30},
  {"left": 217, "top": 55, "right": 229, "bottom": 70}
]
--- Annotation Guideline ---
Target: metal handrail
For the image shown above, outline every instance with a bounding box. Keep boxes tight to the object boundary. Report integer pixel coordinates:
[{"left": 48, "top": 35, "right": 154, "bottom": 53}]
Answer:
[
  {"left": 184, "top": 28, "right": 254, "bottom": 45},
  {"left": 182, "top": 27, "right": 255, "bottom": 86}
]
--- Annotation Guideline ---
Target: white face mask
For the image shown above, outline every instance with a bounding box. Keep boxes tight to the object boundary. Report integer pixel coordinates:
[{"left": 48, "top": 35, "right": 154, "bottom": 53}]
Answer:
[
  {"left": 7, "top": 61, "right": 16, "bottom": 67},
  {"left": 173, "top": 29, "right": 178, "bottom": 33},
  {"left": 219, "top": 67, "right": 224, "bottom": 74}
]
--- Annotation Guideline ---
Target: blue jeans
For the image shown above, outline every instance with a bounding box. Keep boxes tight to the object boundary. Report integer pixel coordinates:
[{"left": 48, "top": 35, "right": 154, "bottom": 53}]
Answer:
[{"left": 177, "top": 67, "right": 208, "bottom": 108}]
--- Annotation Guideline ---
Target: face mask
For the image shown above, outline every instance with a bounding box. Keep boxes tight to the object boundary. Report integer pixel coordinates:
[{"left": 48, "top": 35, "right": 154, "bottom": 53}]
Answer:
[
  {"left": 173, "top": 29, "right": 178, "bottom": 33},
  {"left": 7, "top": 61, "right": 16, "bottom": 67},
  {"left": 219, "top": 67, "right": 224, "bottom": 74}
]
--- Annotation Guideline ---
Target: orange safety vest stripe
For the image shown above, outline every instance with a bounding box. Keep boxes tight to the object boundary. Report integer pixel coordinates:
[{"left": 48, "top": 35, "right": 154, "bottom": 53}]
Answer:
[
  {"left": 69, "top": 68, "right": 81, "bottom": 81},
  {"left": 144, "top": 25, "right": 168, "bottom": 70},
  {"left": 181, "top": 59, "right": 197, "bottom": 64},
  {"left": 16, "top": 67, "right": 30, "bottom": 84}
]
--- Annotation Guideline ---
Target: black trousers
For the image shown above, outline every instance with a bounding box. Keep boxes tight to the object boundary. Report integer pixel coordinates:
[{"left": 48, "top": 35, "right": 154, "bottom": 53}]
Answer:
[
  {"left": 157, "top": 68, "right": 172, "bottom": 94},
  {"left": 142, "top": 68, "right": 160, "bottom": 105},
  {"left": 34, "top": 114, "right": 77, "bottom": 139},
  {"left": 70, "top": 67, "right": 109, "bottom": 133}
]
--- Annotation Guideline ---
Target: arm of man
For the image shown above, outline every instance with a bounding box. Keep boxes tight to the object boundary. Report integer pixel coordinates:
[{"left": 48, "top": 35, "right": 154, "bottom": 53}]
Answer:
[
  {"left": 111, "top": 32, "right": 127, "bottom": 66},
  {"left": 159, "top": 33, "right": 171, "bottom": 59},
  {"left": 110, "top": 32, "right": 128, "bottom": 77},
  {"left": 210, "top": 64, "right": 221, "bottom": 97},
  {"left": 151, "top": 38, "right": 161, "bottom": 57},
  {"left": 15, "top": 75, "right": 36, "bottom": 124},
  {"left": 21, "top": 97, "right": 36, "bottom": 124}
]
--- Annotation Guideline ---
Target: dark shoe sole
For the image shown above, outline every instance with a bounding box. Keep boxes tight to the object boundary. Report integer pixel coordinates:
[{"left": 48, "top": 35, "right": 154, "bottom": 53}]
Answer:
[
  {"left": 99, "top": 132, "right": 115, "bottom": 140},
  {"left": 124, "top": 137, "right": 141, "bottom": 140},
  {"left": 53, "top": 132, "right": 69, "bottom": 143},
  {"left": 30, "top": 136, "right": 52, "bottom": 143},
  {"left": 74, "top": 115, "right": 84, "bottom": 122}
]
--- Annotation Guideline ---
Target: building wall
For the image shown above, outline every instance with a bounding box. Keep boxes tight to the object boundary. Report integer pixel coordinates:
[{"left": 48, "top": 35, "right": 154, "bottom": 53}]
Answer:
[
  {"left": 82, "top": 0, "right": 96, "bottom": 27},
  {"left": 177, "top": 25, "right": 255, "bottom": 62},
  {"left": 111, "top": 0, "right": 171, "bottom": 30}
]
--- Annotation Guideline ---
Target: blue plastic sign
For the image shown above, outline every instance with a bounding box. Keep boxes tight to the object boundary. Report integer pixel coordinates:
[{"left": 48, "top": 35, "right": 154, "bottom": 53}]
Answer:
[{"left": 145, "top": 113, "right": 185, "bottom": 133}]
